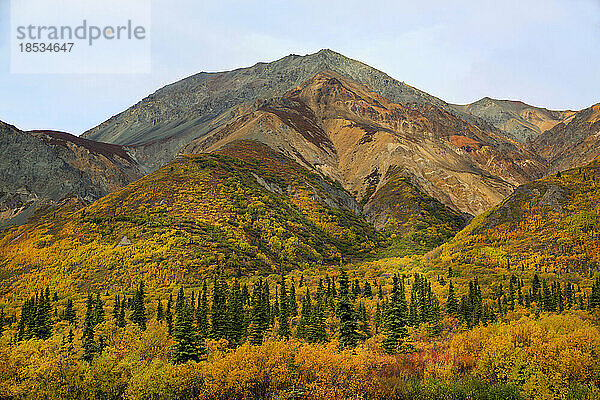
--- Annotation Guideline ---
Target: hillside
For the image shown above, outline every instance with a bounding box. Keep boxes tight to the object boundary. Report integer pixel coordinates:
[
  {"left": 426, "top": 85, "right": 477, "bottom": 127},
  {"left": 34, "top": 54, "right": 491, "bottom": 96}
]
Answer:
[
  {"left": 531, "top": 103, "right": 600, "bottom": 173},
  {"left": 0, "top": 122, "right": 143, "bottom": 227},
  {"left": 0, "top": 141, "right": 386, "bottom": 295},
  {"left": 453, "top": 97, "right": 574, "bottom": 143},
  {"left": 429, "top": 159, "right": 600, "bottom": 287}
]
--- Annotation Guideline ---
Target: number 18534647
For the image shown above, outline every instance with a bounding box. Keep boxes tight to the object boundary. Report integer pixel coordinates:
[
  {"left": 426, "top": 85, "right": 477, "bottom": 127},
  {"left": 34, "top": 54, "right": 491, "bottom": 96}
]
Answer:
[{"left": 19, "top": 43, "right": 74, "bottom": 53}]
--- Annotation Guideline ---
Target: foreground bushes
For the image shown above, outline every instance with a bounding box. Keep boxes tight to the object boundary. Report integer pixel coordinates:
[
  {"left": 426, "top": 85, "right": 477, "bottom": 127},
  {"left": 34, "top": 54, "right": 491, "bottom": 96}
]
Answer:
[{"left": 0, "top": 313, "right": 598, "bottom": 399}]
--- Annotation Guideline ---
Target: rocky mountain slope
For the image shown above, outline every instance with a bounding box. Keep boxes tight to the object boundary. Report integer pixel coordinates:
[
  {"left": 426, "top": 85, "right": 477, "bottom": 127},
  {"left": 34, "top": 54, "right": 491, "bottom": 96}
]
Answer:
[
  {"left": 0, "top": 122, "right": 144, "bottom": 226},
  {"left": 453, "top": 97, "right": 575, "bottom": 143},
  {"left": 183, "top": 71, "right": 545, "bottom": 216},
  {"left": 531, "top": 103, "right": 600, "bottom": 173},
  {"left": 80, "top": 50, "right": 561, "bottom": 220},
  {"left": 81, "top": 49, "right": 485, "bottom": 171}
]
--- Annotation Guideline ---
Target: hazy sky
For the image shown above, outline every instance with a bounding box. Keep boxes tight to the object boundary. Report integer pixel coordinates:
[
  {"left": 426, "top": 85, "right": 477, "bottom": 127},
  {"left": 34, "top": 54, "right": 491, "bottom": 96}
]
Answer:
[{"left": 1, "top": 0, "right": 599, "bottom": 134}]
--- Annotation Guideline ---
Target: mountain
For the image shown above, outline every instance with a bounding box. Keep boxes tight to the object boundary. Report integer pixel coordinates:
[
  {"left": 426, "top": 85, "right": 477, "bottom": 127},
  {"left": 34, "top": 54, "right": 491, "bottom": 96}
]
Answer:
[
  {"left": 0, "top": 140, "right": 384, "bottom": 293},
  {"left": 428, "top": 159, "right": 600, "bottom": 284},
  {"left": 453, "top": 97, "right": 575, "bottom": 143},
  {"left": 0, "top": 139, "right": 472, "bottom": 293},
  {"left": 182, "top": 71, "right": 545, "bottom": 216},
  {"left": 0, "top": 122, "right": 144, "bottom": 227},
  {"left": 531, "top": 103, "right": 600, "bottom": 173},
  {"left": 82, "top": 49, "right": 449, "bottom": 147}
]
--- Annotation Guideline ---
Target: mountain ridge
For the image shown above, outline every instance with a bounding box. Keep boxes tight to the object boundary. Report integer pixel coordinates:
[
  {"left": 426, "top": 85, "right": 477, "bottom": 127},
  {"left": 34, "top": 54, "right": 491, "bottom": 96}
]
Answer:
[{"left": 0, "top": 122, "right": 144, "bottom": 227}]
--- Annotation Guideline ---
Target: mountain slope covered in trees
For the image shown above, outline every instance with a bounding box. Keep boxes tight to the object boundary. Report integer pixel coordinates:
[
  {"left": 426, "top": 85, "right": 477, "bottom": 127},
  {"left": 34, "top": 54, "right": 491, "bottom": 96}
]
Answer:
[
  {"left": 429, "top": 159, "right": 600, "bottom": 291},
  {"left": 0, "top": 140, "right": 386, "bottom": 295}
]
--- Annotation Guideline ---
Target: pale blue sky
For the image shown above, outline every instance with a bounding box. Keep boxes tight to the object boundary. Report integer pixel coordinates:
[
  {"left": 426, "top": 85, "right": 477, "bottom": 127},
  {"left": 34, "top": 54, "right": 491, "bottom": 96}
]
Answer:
[{"left": 1, "top": 0, "right": 599, "bottom": 134}]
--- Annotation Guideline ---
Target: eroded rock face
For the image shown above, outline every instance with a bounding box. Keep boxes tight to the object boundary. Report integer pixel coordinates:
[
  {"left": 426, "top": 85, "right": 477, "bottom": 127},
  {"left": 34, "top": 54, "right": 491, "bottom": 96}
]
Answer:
[
  {"left": 531, "top": 104, "right": 600, "bottom": 173},
  {"left": 183, "top": 72, "right": 545, "bottom": 217},
  {"left": 75, "top": 49, "right": 597, "bottom": 221},
  {"left": 0, "top": 122, "right": 144, "bottom": 226}
]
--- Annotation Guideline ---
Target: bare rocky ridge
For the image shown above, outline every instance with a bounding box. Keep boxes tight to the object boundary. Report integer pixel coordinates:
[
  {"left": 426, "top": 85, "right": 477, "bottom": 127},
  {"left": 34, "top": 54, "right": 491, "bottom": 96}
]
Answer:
[
  {"left": 81, "top": 49, "right": 484, "bottom": 172},
  {"left": 453, "top": 97, "right": 575, "bottom": 143},
  {"left": 0, "top": 122, "right": 144, "bottom": 226}
]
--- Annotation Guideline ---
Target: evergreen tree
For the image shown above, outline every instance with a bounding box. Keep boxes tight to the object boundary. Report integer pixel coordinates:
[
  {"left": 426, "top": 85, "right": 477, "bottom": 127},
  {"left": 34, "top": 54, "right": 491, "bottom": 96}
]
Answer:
[
  {"left": 297, "top": 290, "right": 312, "bottom": 340},
  {"left": 93, "top": 293, "right": 105, "bottom": 326},
  {"left": 289, "top": 277, "right": 298, "bottom": 317},
  {"left": 33, "top": 289, "right": 53, "bottom": 340},
  {"left": 157, "top": 298, "right": 164, "bottom": 321},
  {"left": 112, "top": 295, "right": 120, "bottom": 323},
  {"left": 357, "top": 301, "right": 370, "bottom": 338},
  {"left": 508, "top": 275, "right": 517, "bottom": 310},
  {"left": 131, "top": 281, "right": 146, "bottom": 330},
  {"left": 374, "top": 302, "right": 381, "bottom": 334},
  {"left": 16, "top": 290, "right": 53, "bottom": 341},
  {"left": 165, "top": 294, "right": 173, "bottom": 334},
  {"left": 175, "top": 287, "right": 185, "bottom": 316},
  {"left": 590, "top": 277, "right": 600, "bottom": 309},
  {"left": 446, "top": 281, "right": 459, "bottom": 316},
  {"left": 278, "top": 275, "right": 291, "bottom": 338},
  {"left": 532, "top": 274, "right": 541, "bottom": 303},
  {"left": 363, "top": 281, "right": 373, "bottom": 298},
  {"left": 197, "top": 280, "right": 209, "bottom": 338},
  {"left": 337, "top": 269, "right": 361, "bottom": 348},
  {"left": 249, "top": 279, "right": 269, "bottom": 345},
  {"left": 226, "top": 278, "right": 244, "bottom": 346},
  {"left": 64, "top": 298, "right": 76, "bottom": 324},
  {"left": 172, "top": 299, "right": 204, "bottom": 364},
  {"left": 383, "top": 274, "right": 408, "bottom": 354},
  {"left": 82, "top": 294, "right": 97, "bottom": 362},
  {"left": 211, "top": 276, "right": 228, "bottom": 340},
  {"left": 117, "top": 296, "right": 126, "bottom": 328}
]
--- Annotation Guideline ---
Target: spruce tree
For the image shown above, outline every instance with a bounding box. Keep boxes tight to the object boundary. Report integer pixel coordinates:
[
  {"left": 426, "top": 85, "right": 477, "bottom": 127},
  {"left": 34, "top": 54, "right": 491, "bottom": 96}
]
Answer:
[
  {"left": 157, "top": 299, "right": 164, "bottom": 321},
  {"left": 590, "top": 277, "right": 600, "bottom": 309},
  {"left": 82, "top": 294, "right": 97, "bottom": 362},
  {"left": 336, "top": 269, "right": 361, "bottom": 348},
  {"left": 165, "top": 294, "right": 173, "bottom": 334},
  {"left": 117, "top": 296, "right": 126, "bottom": 328},
  {"left": 357, "top": 302, "right": 370, "bottom": 338},
  {"left": 532, "top": 274, "right": 541, "bottom": 303},
  {"left": 211, "top": 277, "right": 228, "bottom": 340},
  {"left": 197, "top": 281, "right": 209, "bottom": 338},
  {"left": 113, "top": 295, "right": 120, "bottom": 323},
  {"left": 296, "top": 289, "right": 311, "bottom": 340},
  {"left": 33, "top": 290, "right": 52, "bottom": 340},
  {"left": 132, "top": 281, "right": 146, "bottom": 330},
  {"left": 64, "top": 298, "right": 76, "bottom": 324},
  {"left": 446, "top": 281, "right": 459, "bottom": 316},
  {"left": 175, "top": 287, "right": 185, "bottom": 316},
  {"left": 249, "top": 279, "right": 268, "bottom": 345},
  {"left": 363, "top": 281, "right": 373, "bottom": 298},
  {"left": 93, "top": 293, "right": 105, "bottom": 326},
  {"left": 172, "top": 300, "right": 204, "bottom": 364},
  {"left": 289, "top": 278, "right": 298, "bottom": 317},
  {"left": 226, "top": 278, "right": 244, "bottom": 346},
  {"left": 383, "top": 274, "right": 408, "bottom": 354},
  {"left": 278, "top": 275, "right": 291, "bottom": 338}
]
